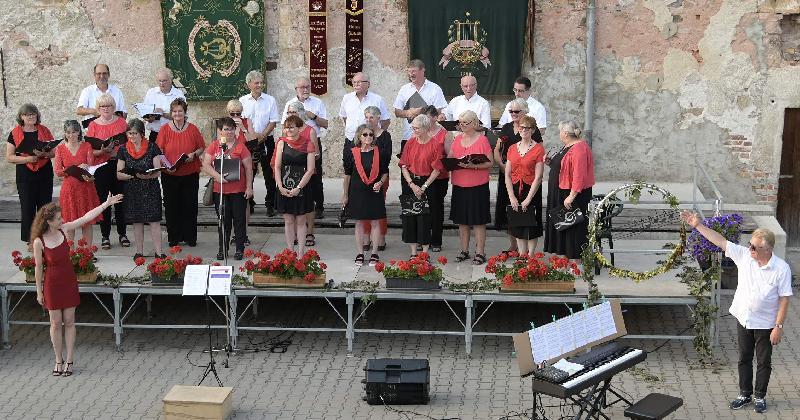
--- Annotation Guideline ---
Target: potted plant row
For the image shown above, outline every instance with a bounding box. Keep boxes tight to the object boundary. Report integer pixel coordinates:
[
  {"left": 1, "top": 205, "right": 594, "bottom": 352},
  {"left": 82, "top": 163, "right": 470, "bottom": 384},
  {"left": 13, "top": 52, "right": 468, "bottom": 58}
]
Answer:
[
  {"left": 487, "top": 251, "right": 579, "bottom": 293},
  {"left": 374, "top": 252, "right": 447, "bottom": 290},
  {"left": 241, "top": 248, "right": 327, "bottom": 288},
  {"left": 13, "top": 238, "right": 99, "bottom": 284},
  {"left": 146, "top": 246, "right": 205, "bottom": 286}
]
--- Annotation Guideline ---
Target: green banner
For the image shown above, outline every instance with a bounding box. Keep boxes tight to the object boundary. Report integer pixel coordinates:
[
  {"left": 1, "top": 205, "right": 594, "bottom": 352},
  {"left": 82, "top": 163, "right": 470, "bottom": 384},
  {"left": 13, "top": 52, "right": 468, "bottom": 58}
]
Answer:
[
  {"left": 160, "top": 0, "right": 265, "bottom": 100},
  {"left": 407, "top": 0, "right": 528, "bottom": 96}
]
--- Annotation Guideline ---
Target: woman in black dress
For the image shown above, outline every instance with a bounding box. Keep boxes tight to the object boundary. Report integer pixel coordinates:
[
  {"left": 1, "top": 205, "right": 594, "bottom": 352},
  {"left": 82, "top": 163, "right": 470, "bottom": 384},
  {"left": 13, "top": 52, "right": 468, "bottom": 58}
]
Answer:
[
  {"left": 361, "top": 106, "right": 391, "bottom": 251},
  {"left": 342, "top": 124, "right": 389, "bottom": 266},
  {"left": 274, "top": 115, "right": 316, "bottom": 255},
  {"left": 116, "top": 119, "right": 164, "bottom": 259},
  {"left": 543, "top": 121, "right": 595, "bottom": 260}
]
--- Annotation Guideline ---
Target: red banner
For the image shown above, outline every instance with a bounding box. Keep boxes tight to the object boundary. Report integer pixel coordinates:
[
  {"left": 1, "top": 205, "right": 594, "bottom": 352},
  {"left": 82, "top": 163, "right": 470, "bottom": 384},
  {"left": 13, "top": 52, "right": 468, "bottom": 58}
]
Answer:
[
  {"left": 345, "top": 0, "right": 363, "bottom": 87},
  {"left": 309, "top": 0, "right": 328, "bottom": 95}
]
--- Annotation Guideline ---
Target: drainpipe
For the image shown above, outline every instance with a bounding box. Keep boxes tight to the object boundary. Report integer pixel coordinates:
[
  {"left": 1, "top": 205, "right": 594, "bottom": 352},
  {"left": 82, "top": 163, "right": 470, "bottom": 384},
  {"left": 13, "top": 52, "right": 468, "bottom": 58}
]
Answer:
[{"left": 584, "top": 0, "right": 596, "bottom": 146}]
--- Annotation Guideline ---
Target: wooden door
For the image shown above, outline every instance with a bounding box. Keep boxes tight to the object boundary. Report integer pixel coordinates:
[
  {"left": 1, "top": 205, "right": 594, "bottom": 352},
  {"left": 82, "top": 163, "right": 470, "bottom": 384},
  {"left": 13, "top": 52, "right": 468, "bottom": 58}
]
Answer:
[{"left": 777, "top": 108, "right": 800, "bottom": 247}]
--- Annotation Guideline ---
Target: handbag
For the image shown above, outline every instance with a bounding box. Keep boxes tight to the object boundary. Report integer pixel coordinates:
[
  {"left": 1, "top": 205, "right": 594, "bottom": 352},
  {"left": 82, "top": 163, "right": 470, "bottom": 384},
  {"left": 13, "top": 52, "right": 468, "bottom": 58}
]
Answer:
[
  {"left": 202, "top": 178, "right": 214, "bottom": 206},
  {"left": 399, "top": 194, "right": 430, "bottom": 216},
  {"left": 338, "top": 206, "right": 350, "bottom": 228},
  {"left": 506, "top": 205, "right": 539, "bottom": 228},
  {"left": 548, "top": 206, "right": 586, "bottom": 231}
]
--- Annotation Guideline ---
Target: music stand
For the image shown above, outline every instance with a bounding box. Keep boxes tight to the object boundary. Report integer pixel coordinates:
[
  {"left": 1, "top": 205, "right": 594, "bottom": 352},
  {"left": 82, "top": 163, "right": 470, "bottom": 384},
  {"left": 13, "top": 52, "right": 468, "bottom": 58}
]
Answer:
[{"left": 198, "top": 268, "right": 222, "bottom": 387}]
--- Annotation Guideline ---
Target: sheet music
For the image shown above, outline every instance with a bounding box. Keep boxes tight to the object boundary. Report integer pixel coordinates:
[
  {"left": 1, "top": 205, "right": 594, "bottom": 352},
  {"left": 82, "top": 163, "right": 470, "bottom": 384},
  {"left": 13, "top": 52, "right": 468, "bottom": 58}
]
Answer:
[
  {"left": 87, "top": 162, "right": 107, "bottom": 175},
  {"left": 595, "top": 301, "right": 617, "bottom": 337},
  {"left": 208, "top": 266, "right": 232, "bottom": 296},
  {"left": 527, "top": 301, "right": 619, "bottom": 364},
  {"left": 182, "top": 265, "right": 209, "bottom": 296},
  {"left": 529, "top": 328, "right": 546, "bottom": 364},
  {"left": 558, "top": 315, "right": 577, "bottom": 352},
  {"left": 572, "top": 310, "right": 591, "bottom": 348}
]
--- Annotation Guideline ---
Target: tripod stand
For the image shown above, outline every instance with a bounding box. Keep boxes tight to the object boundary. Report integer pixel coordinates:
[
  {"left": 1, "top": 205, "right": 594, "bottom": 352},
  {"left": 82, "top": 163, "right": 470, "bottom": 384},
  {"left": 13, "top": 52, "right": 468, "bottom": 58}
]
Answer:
[{"left": 198, "top": 272, "right": 223, "bottom": 386}]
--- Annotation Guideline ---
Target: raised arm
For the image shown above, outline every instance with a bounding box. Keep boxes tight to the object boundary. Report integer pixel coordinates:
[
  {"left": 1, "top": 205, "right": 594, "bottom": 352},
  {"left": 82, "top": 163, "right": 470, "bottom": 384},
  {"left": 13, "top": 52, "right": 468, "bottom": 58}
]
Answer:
[
  {"left": 680, "top": 211, "right": 728, "bottom": 252},
  {"left": 62, "top": 193, "right": 123, "bottom": 232}
]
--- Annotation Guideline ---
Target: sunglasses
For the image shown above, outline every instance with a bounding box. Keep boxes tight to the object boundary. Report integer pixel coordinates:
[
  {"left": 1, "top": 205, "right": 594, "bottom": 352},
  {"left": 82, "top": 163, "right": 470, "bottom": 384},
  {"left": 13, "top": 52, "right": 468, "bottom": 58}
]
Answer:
[
  {"left": 509, "top": 110, "right": 522, "bottom": 114},
  {"left": 229, "top": 112, "right": 242, "bottom": 116},
  {"left": 361, "top": 133, "right": 374, "bottom": 137},
  {"left": 748, "top": 243, "right": 763, "bottom": 251},
  {"left": 519, "top": 126, "right": 533, "bottom": 130},
  {"left": 458, "top": 120, "right": 474, "bottom": 125}
]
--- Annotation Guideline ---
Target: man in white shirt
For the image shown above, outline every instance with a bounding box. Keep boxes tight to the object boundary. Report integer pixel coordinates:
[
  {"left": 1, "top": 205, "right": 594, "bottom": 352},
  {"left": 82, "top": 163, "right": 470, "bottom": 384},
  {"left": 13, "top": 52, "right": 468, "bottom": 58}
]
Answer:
[
  {"left": 240, "top": 70, "right": 280, "bottom": 215},
  {"left": 681, "top": 212, "right": 791, "bottom": 414},
  {"left": 498, "top": 76, "right": 547, "bottom": 135},
  {"left": 338, "top": 72, "right": 390, "bottom": 167},
  {"left": 393, "top": 59, "right": 448, "bottom": 142},
  {"left": 445, "top": 75, "right": 491, "bottom": 129},
  {"left": 282, "top": 77, "right": 329, "bottom": 217},
  {"left": 142, "top": 68, "right": 186, "bottom": 142},
  {"left": 76, "top": 63, "right": 127, "bottom": 122}
]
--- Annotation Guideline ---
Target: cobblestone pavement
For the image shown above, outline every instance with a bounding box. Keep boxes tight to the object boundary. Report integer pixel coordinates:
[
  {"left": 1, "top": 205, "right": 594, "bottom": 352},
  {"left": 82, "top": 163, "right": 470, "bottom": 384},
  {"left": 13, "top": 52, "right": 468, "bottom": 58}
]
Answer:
[{"left": 1, "top": 286, "right": 800, "bottom": 420}]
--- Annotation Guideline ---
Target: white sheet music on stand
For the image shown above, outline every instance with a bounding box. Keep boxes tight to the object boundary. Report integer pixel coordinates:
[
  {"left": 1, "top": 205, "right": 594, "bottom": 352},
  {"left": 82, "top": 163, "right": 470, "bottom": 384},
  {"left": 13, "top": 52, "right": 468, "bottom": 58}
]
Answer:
[
  {"left": 208, "top": 266, "right": 232, "bottom": 296},
  {"left": 182, "top": 265, "right": 210, "bottom": 296},
  {"left": 528, "top": 301, "right": 618, "bottom": 365}
]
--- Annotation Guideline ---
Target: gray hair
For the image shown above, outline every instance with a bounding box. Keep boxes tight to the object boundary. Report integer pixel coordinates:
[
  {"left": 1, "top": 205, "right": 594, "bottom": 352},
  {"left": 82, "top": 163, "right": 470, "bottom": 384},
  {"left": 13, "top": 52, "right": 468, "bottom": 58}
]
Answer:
[
  {"left": 411, "top": 114, "right": 431, "bottom": 132},
  {"left": 63, "top": 120, "right": 82, "bottom": 140},
  {"left": 751, "top": 228, "right": 776, "bottom": 249},
  {"left": 508, "top": 98, "right": 529, "bottom": 113},
  {"left": 408, "top": 59, "right": 425, "bottom": 69},
  {"left": 364, "top": 105, "right": 382, "bottom": 118},
  {"left": 127, "top": 118, "right": 145, "bottom": 135},
  {"left": 286, "top": 101, "right": 308, "bottom": 122},
  {"left": 16, "top": 103, "right": 41, "bottom": 125},
  {"left": 245, "top": 70, "right": 264, "bottom": 85},
  {"left": 156, "top": 68, "right": 173, "bottom": 80},
  {"left": 353, "top": 124, "right": 374, "bottom": 147},
  {"left": 559, "top": 120, "right": 582, "bottom": 138}
]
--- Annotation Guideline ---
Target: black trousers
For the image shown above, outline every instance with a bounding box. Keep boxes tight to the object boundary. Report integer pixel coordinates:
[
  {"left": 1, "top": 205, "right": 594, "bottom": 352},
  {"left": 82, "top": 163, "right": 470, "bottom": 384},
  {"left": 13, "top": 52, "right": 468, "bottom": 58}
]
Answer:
[
  {"left": 213, "top": 192, "right": 246, "bottom": 253},
  {"left": 162, "top": 172, "right": 199, "bottom": 246},
  {"left": 93, "top": 161, "right": 126, "bottom": 239},
  {"left": 256, "top": 136, "right": 277, "bottom": 208},
  {"left": 311, "top": 158, "right": 324, "bottom": 210},
  {"left": 16, "top": 171, "right": 53, "bottom": 242},
  {"left": 430, "top": 178, "right": 449, "bottom": 247},
  {"left": 737, "top": 323, "right": 774, "bottom": 399}
]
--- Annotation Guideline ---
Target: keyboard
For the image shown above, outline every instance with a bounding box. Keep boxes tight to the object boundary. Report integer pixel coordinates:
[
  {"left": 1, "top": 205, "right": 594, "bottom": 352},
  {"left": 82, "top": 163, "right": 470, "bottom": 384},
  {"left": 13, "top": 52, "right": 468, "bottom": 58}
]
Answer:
[{"left": 531, "top": 342, "right": 646, "bottom": 398}]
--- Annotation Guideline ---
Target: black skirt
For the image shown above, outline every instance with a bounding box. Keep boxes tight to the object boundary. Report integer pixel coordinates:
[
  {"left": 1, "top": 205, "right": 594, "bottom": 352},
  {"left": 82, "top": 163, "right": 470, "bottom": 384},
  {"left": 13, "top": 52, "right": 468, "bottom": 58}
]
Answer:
[
  {"left": 450, "top": 183, "right": 491, "bottom": 226},
  {"left": 495, "top": 177, "right": 511, "bottom": 230},
  {"left": 508, "top": 181, "right": 543, "bottom": 240},
  {"left": 543, "top": 187, "right": 592, "bottom": 259}
]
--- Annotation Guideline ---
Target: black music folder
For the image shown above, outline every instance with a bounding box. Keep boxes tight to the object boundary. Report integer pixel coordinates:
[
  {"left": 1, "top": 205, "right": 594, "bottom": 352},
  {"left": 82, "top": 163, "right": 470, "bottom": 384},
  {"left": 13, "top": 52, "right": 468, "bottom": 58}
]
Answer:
[
  {"left": 158, "top": 153, "right": 189, "bottom": 171},
  {"left": 506, "top": 205, "right": 540, "bottom": 228},
  {"left": 213, "top": 158, "right": 241, "bottom": 182},
  {"left": 14, "top": 138, "right": 62, "bottom": 155},
  {"left": 439, "top": 120, "right": 459, "bottom": 131},
  {"left": 404, "top": 92, "right": 428, "bottom": 122},
  {"left": 85, "top": 133, "right": 127, "bottom": 150}
]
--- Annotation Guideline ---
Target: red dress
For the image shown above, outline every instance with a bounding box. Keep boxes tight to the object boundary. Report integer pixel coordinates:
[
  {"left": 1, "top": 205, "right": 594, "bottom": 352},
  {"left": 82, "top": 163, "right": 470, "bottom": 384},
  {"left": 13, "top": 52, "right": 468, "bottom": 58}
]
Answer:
[
  {"left": 54, "top": 142, "right": 102, "bottom": 223},
  {"left": 42, "top": 230, "right": 80, "bottom": 310}
]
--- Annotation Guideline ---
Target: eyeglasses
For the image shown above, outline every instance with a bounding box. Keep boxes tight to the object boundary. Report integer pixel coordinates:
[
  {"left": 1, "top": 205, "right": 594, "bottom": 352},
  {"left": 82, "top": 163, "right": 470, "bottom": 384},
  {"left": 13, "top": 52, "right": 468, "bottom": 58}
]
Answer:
[
  {"left": 126, "top": 131, "right": 141, "bottom": 136},
  {"left": 748, "top": 243, "right": 764, "bottom": 251},
  {"left": 296, "top": 85, "right": 311, "bottom": 89},
  {"left": 519, "top": 126, "right": 533, "bottom": 130},
  {"left": 512, "top": 88, "right": 528, "bottom": 93},
  {"left": 509, "top": 110, "right": 522, "bottom": 114},
  {"left": 22, "top": 113, "right": 37, "bottom": 117},
  {"left": 221, "top": 127, "right": 235, "bottom": 132},
  {"left": 458, "top": 120, "right": 474, "bottom": 125},
  {"left": 361, "top": 133, "right": 375, "bottom": 137},
  {"left": 229, "top": 112, "right": 242, "bottom": 116},
  {"left": 98, "top": 105, "right": 113, "bottom": 109},
  {"left": 353, "top": 80, "right": 370, "bottom": 85}
]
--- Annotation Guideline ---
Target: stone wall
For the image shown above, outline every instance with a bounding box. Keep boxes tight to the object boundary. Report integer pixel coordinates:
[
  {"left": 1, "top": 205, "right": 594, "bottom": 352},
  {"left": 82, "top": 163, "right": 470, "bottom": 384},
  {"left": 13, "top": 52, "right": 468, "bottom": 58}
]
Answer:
[{"left": 2, "top": 0, "right": 800, "bottom": 206}]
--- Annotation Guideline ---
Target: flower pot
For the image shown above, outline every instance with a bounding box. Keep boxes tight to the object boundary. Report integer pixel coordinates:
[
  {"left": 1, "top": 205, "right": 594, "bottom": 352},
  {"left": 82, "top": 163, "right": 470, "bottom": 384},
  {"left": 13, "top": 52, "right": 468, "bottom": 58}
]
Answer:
[
  {"left": 385, "top": 277, "right": 441, "bottom": 290},
  {"left": 149, "top": 273, "right": 184, "bottom": 286},
  {"left": 252, "top": 272, "right": 326, "bottom": 288},
  {"left": 25, "top": 272, "right": 35, "bottom": 283},
  {"left": 500, "top": 281, "right": 575, "bottom": 293},
  {"left": 76, "top": 271, "right": 98, "bottom": 284}
]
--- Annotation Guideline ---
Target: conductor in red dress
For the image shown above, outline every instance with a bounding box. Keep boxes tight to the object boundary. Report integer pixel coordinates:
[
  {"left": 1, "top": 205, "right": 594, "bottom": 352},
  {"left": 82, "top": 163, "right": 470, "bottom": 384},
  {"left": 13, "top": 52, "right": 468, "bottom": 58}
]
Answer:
[{"left": 31, "top": 193, "right": 123, "bottom": 377}]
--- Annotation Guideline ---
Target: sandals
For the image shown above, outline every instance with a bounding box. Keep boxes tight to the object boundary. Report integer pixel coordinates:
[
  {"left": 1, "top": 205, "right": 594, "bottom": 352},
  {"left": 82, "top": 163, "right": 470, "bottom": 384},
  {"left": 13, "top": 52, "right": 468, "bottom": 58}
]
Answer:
[
  {"left": 377, "top": 244, "right": 387, "bottom": 252},
  {"left": 354, "top": 253, "right": 365, "bottom": 266},
  {"left": 455, "top": 251, "right": 470, "bottom": 262},
  {"left": 119, "top": 236, "right": 131, "bottom": 247},
  {"left": 101, "top": 237, "right": 111, "bottom": 250},
  {"left": 368, "top": 254, "right": 380, "bottom": 266},
  {"left": 362, "top": 242, "right": 371, "bottom": 252},
  {"left": 52, "top": 362, "right": 63, "bottom": 376},
  {"left": 472, "top": 254, "right": 487, "bottom": 265},
  {"left": 62, "top": 362, "right": 73, "bottom": 377},
  {"left": 243, "top": 237, "right": 251, "bottom": 247},
  {"left": 305, "top": 234, "right": 316, "bottom": 247}
]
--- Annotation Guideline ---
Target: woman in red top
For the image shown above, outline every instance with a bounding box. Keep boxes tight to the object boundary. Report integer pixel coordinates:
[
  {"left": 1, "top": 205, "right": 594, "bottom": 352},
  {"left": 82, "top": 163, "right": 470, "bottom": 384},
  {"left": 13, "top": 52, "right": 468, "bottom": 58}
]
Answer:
[
  {"left": 399, "top": 115, "right": 445, "bottom": 256},
  {"left": 87, "top": 93, "right": 129, "bottom": 250},
  {"left": 504, "top": 115, "right": 545, "bottom": 256},
  {"left": 285, "top": 102, "right": 321, "bottom": 248},
  {"left": 543, "top": 121, "right": 596, "bottom": 260},
  {"left": 156, "top": 98, "right": 206, "bottom": 247},
  {"left": 360, "top": 106, "right": 390, "bottom": 252},
  {"left": 53, "top": 120, "right": 102, "bottom": 247},
  {"left": 5, "top": 103, "right": 56, "bottom": 243},
  {"left": 202, "top": 118, "right": 254, "bottom": 261},
  {"left": 31, "top": 193, "right": 123, "bottom": 377},
  {"left": 449, "top": 111, "right": 494, "bottom": 265}
]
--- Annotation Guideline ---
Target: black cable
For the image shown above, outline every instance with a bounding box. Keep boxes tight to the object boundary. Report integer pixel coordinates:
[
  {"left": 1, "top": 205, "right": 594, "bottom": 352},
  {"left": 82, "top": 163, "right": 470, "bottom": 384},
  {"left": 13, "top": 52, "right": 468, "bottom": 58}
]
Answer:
[{"left": 379, "top": 395, "right": 461, "bottom": 420}]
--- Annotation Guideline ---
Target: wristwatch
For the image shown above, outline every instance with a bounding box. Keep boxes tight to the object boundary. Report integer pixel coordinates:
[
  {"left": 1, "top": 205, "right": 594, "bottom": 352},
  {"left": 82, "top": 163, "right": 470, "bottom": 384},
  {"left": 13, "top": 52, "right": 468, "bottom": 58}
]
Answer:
[{"left": 775, "top": 324, "right": 784, "bottom": 329}]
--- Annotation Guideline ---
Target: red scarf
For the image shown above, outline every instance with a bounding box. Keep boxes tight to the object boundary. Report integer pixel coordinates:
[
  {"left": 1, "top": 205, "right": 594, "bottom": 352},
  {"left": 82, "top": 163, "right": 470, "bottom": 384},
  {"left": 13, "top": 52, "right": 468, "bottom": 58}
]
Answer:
[
  {"left": 271, "top": 128, "right": 317, "bottom": 170},
  {"left": 352, "top": 146, "right": 380, "bottom": 185},
  {"left": 11, "top": 125, "right": 54, "bottom": 172},
  {"left": 126, "top": 139, "right": 149, "bottom": 160}
]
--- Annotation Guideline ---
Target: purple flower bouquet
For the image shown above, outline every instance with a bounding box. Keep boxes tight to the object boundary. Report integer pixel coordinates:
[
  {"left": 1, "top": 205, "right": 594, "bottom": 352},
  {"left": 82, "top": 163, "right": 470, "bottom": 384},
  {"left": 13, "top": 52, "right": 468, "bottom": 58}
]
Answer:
[{"left": 687, "top": 213, "right": 743, "bottom": 264}]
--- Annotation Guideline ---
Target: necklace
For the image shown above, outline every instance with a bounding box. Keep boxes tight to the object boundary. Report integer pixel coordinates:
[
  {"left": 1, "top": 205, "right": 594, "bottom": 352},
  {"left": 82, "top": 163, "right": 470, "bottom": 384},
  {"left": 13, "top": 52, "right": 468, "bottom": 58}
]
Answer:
[
  {"left": 173, "top": 119, "right": 187, "bottom": 132},
  {"left": 517, "top": 140, "right": 533, "bottom": 157}
]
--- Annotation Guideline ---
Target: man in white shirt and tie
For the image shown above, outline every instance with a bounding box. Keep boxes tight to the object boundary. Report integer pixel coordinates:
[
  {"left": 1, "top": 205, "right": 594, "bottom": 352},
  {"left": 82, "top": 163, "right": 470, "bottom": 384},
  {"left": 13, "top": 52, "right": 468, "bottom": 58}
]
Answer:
[
  {"left": 498, "top": 76, "right": 547, "bottom": 135},
  {"left": 445, "top": 75, "right": 491, "bottom": 130},
  {"left": 282, "top": 77, "right": 329, "bottom": 218},
  {"left": 240, "top": 70, "right": 280, "bottom": 216},
  {"left": 338, "top": 72, "right": 390, "bottom": 168},
  {"left": 142, "top": 68, "right": 186, "bottom": 142},
  {"left": 393, "top": 59, "right": 448, "bottom": 148},
  {"left": 76, "top": 63, "right": 127, "bottom": 122}
]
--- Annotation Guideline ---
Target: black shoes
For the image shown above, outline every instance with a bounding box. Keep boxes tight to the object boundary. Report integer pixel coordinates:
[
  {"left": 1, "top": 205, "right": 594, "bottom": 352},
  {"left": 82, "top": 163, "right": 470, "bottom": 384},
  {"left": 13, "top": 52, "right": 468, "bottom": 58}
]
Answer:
[
  {"left": 754, "top": 398, "right": 767, "bottom": 413},
  {"left": 234, "top": 251, "right": 243, "bottom": 260},
  {"left": 266, "top": 205, "right": 276, "bottom": 217},
  {"left": 315, "top": 207, "right": 324, "bottom": 219},
  {"left": 216, "top": 251, "right": 225, "bottom": 261},
  {"left": 730, "top": 395, "right": 752, "bottom": 410}
]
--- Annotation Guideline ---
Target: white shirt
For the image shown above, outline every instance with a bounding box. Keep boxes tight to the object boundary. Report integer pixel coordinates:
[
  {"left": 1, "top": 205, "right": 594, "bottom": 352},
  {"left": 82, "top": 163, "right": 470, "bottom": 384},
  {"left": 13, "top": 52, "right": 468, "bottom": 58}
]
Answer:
[
  {"left": 393, "top": 79, "right": 448, "bottom": 140},
  {"left": 445, "top": 94, "right": 492, "bottom": 129},
  {"left": 142, "top": 86, "right": 186, "bottom": 133},
  {"left": 281, "top": 96, "right": 328, "bottom": 137},
  {"left": 726, "top": 241, "right": 793, "bottom": 329},
  {"left": 338, "top": 91, "right": 390, "bottom": 140},
  {"left": 498, "top": 96, "right": 547, "bottom": 128},
  {"left": 240, "top": 93, "right": 280, "bottom": 134},
  {"left": 76, "top": 84, "right": 127, "bottom": 121}
]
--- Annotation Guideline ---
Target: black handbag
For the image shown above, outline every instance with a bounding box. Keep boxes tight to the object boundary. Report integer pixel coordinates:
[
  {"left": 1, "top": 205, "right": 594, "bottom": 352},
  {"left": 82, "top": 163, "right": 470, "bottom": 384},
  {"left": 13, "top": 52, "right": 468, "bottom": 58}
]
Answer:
[
  {"left": 548, "top": 206, "right": 586, "bottom": 231},
  {"left": 338, "top": 206, "right": 350, "bottom": 228},
  {"left": 506, "top": 205, "right": 539, "bottom": 228},
  {"left": 399, "top": 194, "right": 430, "bottom": 216}
]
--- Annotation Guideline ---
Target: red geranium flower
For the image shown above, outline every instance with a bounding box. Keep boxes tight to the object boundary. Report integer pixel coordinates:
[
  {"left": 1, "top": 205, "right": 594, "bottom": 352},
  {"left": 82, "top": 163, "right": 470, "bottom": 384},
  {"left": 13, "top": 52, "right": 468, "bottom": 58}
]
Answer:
[
  {"left": 374, "top": 262, "right": 385, "bottom": 272},
  {"left": 169, "top": 245, "right": 182, "bottom": 255},
  {"left": 437, "top": 256, "right": 448, "bottom": 265},
  {"left": 134, "top": 256, "right": 146, "bottom": 266}
]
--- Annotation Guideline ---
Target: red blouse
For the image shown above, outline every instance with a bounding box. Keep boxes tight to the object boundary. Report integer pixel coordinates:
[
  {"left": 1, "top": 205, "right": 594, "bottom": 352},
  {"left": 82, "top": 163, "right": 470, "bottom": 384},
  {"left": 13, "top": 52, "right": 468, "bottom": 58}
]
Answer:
[
  {"left": 86, "top": 117, "right": 127, "bottom": 164},
  {"left": 398, "top": 136, "right": 444, "bottom": 177},
  {"left": 507, "top": 142, "right": 545, "bottom": 186},
  {"left": 559, "top": 140, "right": 595, "bottom": 192},
  {"left": 156, "top": 123, "right": 205, "bottom": 176}
]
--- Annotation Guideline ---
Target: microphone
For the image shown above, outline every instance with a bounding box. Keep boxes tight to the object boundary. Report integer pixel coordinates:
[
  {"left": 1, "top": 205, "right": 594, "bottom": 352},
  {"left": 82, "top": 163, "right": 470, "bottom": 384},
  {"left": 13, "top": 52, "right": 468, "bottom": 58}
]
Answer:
[{"left": 220, "top": 137, "right": 228, "bottom": 151}]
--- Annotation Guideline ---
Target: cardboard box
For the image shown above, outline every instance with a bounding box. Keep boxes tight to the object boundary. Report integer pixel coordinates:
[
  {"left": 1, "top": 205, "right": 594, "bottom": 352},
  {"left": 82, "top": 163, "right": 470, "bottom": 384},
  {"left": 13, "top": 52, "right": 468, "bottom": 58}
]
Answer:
[{"left": 163, "top": 385, "right": 233, "bottom": 420}]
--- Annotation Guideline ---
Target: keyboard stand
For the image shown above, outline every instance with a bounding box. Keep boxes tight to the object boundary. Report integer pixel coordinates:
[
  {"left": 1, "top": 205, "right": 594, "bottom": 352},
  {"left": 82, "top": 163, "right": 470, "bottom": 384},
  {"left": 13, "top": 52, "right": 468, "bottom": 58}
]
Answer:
[{"left": 532, "top": 375, "right": 634, "bottom": 420}]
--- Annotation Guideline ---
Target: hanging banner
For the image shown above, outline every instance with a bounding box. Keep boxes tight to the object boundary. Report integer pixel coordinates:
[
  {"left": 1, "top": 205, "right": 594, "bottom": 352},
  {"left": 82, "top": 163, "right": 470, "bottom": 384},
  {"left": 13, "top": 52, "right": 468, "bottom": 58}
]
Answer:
[
  {"left": 345, "top": 0, "right": 364, "bottom": 87},
  {"left": 309, "top": 0, "right": 328, "bottom": 95},
  {"left": 160, "top": 0, "right": 264, "bottom": 100}
]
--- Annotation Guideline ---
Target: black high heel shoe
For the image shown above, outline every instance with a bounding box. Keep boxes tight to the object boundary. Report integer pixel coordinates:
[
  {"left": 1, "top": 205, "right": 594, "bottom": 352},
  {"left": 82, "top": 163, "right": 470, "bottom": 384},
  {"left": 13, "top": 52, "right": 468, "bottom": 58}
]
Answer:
[
  {"left": 52, "top": 362, "right": 62, "bottom": 377},
  {"left": 62, "top": 362, "right": 73, "bottom": 377}
]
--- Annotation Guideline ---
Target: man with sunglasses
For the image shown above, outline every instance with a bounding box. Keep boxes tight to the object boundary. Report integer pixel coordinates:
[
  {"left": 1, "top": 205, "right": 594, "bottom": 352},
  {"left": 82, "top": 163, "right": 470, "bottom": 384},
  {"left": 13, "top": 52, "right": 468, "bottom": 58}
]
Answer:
[
  {"left": 240, "top": 70, "right": 279, "bottom": 216},
  {"left": 681, "top": 211, "right": 791, "bottom": 414},
  {"left": 498, "top": 76, "right": 546, "bottom": 135}
]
